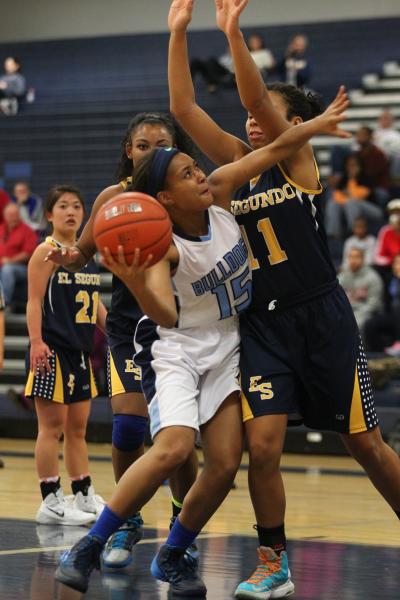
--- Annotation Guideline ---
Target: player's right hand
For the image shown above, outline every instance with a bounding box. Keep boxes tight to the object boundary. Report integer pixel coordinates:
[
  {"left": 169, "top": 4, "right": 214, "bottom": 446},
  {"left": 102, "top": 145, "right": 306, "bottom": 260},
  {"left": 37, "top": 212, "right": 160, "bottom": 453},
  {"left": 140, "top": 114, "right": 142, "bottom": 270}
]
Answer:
[
  {"left": 168, "top": 0, "right": 194, "bottom": 32},
  {"left": 44, "top": 245, "right": 80, "bottom": 266},
  {"left": 30, "top": 341, "right": 53, "bottom": 376},
  {"left": 101, "top": 246, "right": 153, "bottom": 288}
]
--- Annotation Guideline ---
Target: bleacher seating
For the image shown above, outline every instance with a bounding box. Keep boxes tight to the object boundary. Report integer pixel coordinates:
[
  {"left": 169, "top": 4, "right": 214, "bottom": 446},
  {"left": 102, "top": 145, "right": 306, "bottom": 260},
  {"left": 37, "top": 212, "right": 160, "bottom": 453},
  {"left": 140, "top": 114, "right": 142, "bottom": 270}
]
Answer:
[{"left": 0, "top": 17, "right": 399, "bottom": 202}]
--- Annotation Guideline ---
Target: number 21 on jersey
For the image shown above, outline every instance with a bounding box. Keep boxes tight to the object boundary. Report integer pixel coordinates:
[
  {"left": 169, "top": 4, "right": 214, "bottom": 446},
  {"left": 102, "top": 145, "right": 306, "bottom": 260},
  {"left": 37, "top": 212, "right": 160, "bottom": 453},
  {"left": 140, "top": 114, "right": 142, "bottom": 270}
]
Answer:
[
  {"left": 75, "top": 290, "right": 99, "bottom": 324},
  {"left": 240, "top": 218, "right": 287, "bottom": 268}
]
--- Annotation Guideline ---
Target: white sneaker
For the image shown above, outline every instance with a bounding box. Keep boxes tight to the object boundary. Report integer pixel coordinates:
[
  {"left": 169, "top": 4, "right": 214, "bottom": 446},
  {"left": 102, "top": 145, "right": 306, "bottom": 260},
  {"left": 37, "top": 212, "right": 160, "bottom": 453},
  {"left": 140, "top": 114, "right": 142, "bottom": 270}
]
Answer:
[
  {"left": 70, "top": 485, "right": 105, "bottom": 518},
  {"left": 36, "top": 488, "right": 95, "bottom": 526}
]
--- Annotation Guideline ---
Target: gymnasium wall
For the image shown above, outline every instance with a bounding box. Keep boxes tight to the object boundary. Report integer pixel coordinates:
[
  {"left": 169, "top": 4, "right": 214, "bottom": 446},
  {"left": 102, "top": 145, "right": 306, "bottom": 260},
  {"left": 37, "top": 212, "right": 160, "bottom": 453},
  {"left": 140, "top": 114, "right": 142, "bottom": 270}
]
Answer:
[{"left": 1, "top": 0, "right": 400, "bottom": 42}]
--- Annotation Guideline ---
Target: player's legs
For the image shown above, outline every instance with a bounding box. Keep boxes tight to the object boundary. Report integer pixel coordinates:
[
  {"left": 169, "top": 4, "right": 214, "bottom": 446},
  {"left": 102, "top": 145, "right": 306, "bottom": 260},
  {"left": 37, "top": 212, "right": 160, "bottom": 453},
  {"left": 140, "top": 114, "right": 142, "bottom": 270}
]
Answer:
[
  {"left": 246, "top": 414, "right": 288, "bottom": 530},
  {"left": 150, "top": 392, "right": 241, "bottom": 598},
  {"left": 34, "top": 397, "right": 94, "bottom": 526},
  {"left": 35, "top": 397, "right": 67, "bottom": 479},
  {"left": 110, "top": 391, "right": 147, "bottom": 482},
  {"left": 341, "top": 426, "right": 400, "bottom": 516},
  {"left": 63, "top": 399, "right": 104, "bottom": 517},
  {"left": 63, "top": 399, "right": 91, "bottom": 478},
  {"left": 177, "top": 392, "right": 242, "bottom": 531},
  {"left": 235, "top": 414, "right": 294, "bottom": 599}
]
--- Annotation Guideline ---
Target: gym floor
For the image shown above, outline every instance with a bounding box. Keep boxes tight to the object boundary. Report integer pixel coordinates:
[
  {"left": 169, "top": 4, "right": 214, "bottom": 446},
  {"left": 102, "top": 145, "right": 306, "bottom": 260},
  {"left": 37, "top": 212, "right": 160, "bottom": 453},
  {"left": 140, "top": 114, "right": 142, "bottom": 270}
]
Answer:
[{"left": 0, "top": 439, "right": 398, "bottom": 599}]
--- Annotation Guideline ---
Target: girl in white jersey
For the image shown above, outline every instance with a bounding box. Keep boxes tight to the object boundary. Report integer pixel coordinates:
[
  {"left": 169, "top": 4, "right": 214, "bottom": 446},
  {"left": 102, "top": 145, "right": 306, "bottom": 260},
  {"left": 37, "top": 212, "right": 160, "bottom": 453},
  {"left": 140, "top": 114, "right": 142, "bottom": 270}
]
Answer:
[{"left": 55, "top": 97, "right": 349, "bottom": 596}]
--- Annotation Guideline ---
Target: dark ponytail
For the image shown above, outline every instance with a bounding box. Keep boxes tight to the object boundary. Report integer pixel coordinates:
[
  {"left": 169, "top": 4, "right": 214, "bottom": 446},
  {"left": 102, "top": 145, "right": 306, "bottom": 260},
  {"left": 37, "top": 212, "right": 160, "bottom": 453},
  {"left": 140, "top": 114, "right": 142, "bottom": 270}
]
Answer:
[{"left": 267, "top": 82, "right": 323, "bottom": 121}]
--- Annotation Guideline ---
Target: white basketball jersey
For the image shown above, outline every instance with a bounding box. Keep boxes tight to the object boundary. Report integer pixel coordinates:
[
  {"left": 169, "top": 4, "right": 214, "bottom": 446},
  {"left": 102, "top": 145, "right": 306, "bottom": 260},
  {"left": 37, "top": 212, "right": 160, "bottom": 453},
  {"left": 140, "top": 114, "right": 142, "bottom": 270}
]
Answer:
[{"left": 172, "top": 205, "right": 252, "bottom": 329}]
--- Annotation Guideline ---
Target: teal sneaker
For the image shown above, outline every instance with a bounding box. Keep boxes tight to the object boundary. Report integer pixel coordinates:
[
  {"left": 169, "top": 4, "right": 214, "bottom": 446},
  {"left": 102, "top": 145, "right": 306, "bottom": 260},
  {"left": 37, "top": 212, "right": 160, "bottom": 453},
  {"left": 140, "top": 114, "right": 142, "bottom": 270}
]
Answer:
[
  {"left": 234, "top": 547, "right": 294, "bottom": 599},
  {"left": 102, "top": 513, "right": 143, "bottom": 568}
]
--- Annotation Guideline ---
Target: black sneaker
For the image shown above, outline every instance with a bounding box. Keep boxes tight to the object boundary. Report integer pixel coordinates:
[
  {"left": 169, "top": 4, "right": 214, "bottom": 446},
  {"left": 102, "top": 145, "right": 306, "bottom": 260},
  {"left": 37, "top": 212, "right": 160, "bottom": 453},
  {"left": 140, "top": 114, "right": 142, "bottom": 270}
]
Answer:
[
  {"left": 55, "top": 534, "right": 102, "bottom": 593},
  {"left": 169, "top": 516, "right": 200, "bottom": 566},
  {"left": 151, "top": 544, "right": 207, "bottom": 597}
]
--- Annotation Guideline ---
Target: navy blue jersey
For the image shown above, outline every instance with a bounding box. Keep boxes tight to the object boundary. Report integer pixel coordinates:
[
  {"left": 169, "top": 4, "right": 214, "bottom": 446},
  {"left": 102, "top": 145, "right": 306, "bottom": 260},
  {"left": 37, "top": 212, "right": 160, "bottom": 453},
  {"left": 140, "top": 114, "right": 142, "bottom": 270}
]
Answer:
[
  {"left": 106, "top": 276, "right": 143, "bottom": 339},
  {"left": 104, "top": 177, "right": 143, "bottom": 339},
  {"left": 232, "top": 163, "right": 336, "bottom": 310},
  {"left": 42, "top": 237, "right": 101, "bottom": 353}
]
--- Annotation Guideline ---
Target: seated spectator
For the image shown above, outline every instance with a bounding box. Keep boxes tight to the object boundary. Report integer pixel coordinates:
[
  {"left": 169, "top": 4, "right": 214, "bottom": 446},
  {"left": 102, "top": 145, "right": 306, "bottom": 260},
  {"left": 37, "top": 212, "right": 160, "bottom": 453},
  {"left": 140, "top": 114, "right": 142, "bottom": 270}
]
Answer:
[
  {"left": 325, "top": 154, "right": 383, "bottom": 239},
  {"left": 276, "top": 34, "right": 311, "bottom": 87},
  {"left": 0, "top": 203, "right": 38, "bottom": 306},
  {"left": 0, "top": 56, "right": 26, "bottom": 116},
  {"left": 374, "top": 110, "right": 400, "bottom": 183},
  {"left": 341, "top": 218, "right": 376, "bottom": 269},
  {"left": 190, "top": 45, "right": 235, "bottom": 93},
  {"left": 338, "top": 247, "right": 383, "bottom": 339},
  {"left": 355, "top": 126, "right": 390, "bottom": 206},
  {"left": 375, "top": 199, "right": 400, "bottom": 268},
  {"left": 365, "top": 254, "right": 400, "bottom": 354},
  {"left": 12, "top": 181, "right": 44, "bottom": 232},
  {"left": 246, "top": 33, "right": 275, "bottom": 79},
  {"left": 0, "top": 188, "right": 11, "bottom": 224}
]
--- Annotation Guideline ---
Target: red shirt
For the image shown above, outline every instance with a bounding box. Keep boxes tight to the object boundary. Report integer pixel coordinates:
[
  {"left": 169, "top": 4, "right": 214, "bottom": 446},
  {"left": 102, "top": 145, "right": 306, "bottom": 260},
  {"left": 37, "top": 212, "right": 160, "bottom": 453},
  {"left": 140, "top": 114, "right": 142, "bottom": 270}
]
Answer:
[
  {"left": 0, "top": 190, "right": 11, "bottom": 225},
  {"left": 375, "top": 225, "right": 400, "bottom": 266},
  {"left": 0, "top": 221, "right": 38, "bottom": 261}
]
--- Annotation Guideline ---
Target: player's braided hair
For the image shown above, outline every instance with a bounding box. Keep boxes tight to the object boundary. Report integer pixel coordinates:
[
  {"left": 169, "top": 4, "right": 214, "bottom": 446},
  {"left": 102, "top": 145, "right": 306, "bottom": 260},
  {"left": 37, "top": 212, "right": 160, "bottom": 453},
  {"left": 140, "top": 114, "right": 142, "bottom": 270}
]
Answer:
[
  {"left": 267, "top": 82, "right": 323, "bottom": 121},
  {"left": 115, "top": 112, "right": 199, "bottom": 182}
]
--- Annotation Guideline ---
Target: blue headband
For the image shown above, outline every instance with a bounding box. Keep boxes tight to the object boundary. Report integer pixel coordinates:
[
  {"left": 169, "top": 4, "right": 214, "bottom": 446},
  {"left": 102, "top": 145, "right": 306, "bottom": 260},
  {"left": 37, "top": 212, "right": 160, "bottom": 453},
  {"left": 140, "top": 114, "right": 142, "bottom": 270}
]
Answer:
[{"left": 147, "top": 147, "right": 180, "bottom": 198}]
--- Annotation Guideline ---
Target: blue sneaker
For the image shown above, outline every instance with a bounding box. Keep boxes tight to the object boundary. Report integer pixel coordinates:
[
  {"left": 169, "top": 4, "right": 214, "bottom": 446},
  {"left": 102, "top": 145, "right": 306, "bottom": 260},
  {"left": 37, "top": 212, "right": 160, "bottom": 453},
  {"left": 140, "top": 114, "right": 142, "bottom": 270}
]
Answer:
[
  {"left": 151, "top": 544, "right": 207, "bottom": 597},
  {"left": 102, "top": 513, "right": 144, "bottom": 568},
  {"left": 169, "top": 516, "right": 200, "bottom": 567},
  {"left": 234, "top": 547, "right": 294, "bottom": 599},
  {"left": 55, "top": 534, "right": 102, "bottom": 593}
]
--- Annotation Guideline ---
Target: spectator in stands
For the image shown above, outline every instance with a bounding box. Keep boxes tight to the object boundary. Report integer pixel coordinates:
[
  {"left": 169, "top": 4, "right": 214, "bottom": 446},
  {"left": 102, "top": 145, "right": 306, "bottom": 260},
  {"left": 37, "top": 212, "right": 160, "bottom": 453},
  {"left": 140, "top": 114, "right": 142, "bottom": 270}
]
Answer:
[
  {"left": 341, "top": 217, "right": 376, "bottom": 269},
  {"left": 365, "top": 254, "right": 400, "bottom": 354},
  {"left": 0, "top": 188, "right": 11, "bottom": 224},
  {"left": 276, "top": 34, "right": 311, "bottom": 87},
  {"left": 0, "top": 203, "right": 38, "bottom": 306},
  {"left": 12, "top": 181, "right": 44, "bottom": 232},
  {"left": 190, "top": 45, "right": 235, "bottom": 92},
  {"left": 0, "top": 56, "right": 26, "bottom": 116},
  {"left": 374, "top": 110, "right": 400, "bottom": 183},
  {"left": 355, "top": 126, "right": 390, "bottom": 206},
  {"left": 375, "top": 198, "right": 400, "bottom": 268},
  {"left": 246, "top": 33, "right": 275, "bottom": 80},
  {"left": 325, "top": 154, "right": 383, "bottom": 238},
  {"left": 338, "top": 247, "right": 383, "bottom": 339}
]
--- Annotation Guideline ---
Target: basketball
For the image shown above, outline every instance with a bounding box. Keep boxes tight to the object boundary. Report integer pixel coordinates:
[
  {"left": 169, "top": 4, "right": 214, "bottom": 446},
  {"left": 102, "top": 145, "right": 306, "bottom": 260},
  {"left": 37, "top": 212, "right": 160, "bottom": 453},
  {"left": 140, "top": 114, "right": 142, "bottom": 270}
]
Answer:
[{"left": 93, "top": 191, "right": 172, "bottom": 266}]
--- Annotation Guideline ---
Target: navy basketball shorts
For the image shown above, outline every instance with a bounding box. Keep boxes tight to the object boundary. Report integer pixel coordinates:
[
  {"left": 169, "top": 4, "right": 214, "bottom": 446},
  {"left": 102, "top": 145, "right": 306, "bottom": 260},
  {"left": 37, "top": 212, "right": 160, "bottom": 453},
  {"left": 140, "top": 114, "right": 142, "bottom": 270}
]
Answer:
[
  {"left": 107, "top": 333, "right": 142, "bottom": 398},
  {"left": 25, "top": 346, "right": 98, "bottom": 404},
  {"left": 240, "top": 285, "right": 378, "bottom": 434}
]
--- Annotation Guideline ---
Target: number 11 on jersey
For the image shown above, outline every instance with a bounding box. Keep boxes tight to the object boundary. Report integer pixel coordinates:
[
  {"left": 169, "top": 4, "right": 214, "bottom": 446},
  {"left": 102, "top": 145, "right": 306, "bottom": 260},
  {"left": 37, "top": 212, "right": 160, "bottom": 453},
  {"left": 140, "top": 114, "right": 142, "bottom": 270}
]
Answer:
[{"left": 240, "top": 218, "right": 288, "bottom": 268}]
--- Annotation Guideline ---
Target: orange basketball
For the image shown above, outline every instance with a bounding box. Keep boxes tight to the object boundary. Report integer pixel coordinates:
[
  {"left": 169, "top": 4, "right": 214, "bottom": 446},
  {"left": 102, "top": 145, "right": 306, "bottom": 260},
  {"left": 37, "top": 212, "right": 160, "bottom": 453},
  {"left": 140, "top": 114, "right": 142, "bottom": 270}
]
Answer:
[{"left": 93, "top": 192, "right": 172, "bottom": 266}]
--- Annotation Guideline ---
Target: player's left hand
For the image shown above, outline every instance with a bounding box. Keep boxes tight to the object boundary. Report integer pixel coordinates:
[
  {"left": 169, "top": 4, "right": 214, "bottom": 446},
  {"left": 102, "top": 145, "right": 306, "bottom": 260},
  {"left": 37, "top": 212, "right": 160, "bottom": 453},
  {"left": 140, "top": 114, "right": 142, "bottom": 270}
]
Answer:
[
  {"left": 101, "top": 246, "right": 153, "bottom": 287},
  {"left": 215, "top": 0, "right": 249, "bottom": 36},
  {"left": 316, "top": 85, "right": 352, "bottom": 139}
]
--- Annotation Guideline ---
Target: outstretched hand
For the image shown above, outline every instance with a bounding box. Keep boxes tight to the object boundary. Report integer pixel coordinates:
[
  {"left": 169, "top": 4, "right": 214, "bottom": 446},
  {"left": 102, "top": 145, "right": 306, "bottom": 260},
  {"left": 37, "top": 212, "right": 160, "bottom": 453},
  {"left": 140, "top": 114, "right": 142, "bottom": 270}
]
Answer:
[
  {"left": 215, "top": 0, "right": 249, "bottom": 36},
  {"left": 168, "top": 0, "right": 194, "bottom": 33},
  {"left": 316, "top": 86, "right": 351, "bottom": 139},
  {"left": 44, "top": 245, "right": 81, "bottom": 266},
  {"left": 101, "top": 246, "right": 153, "bottom": 288}
]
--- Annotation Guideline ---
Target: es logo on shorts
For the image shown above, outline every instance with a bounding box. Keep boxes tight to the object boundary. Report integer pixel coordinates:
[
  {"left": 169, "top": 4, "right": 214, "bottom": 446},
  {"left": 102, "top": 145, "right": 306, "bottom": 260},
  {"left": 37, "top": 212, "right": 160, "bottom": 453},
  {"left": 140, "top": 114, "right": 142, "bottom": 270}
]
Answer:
[
  {"left": 124, "top": 360, "right": 141, "bottom": 381},
  {"left": 249, "top": 376, "right": 274, "bottom": 400},
  {"left": 68, "top": 374, "right": 75, "bottom": 396}
]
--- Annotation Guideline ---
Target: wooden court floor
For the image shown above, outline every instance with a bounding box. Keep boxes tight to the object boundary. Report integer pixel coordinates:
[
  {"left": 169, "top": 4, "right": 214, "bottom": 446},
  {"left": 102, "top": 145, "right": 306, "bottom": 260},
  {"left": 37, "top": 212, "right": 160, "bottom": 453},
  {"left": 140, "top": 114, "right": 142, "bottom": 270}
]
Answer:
[{"left": 0, "top": 438, "right": 399, "bottom": 599}]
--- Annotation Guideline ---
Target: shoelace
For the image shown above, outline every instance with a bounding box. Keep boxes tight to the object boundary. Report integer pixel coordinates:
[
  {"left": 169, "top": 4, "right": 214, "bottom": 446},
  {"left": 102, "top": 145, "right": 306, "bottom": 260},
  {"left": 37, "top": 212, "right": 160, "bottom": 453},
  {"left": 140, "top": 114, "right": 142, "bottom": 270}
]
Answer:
[
  {"left": 108, "top": 527, "right": 138, "bottom": 550},
  {"left": 247, "top": 555, "right": 281, "bottom": 585},
  {"left": 162, "top": 549, "right": 198, "bottom": 583}
]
